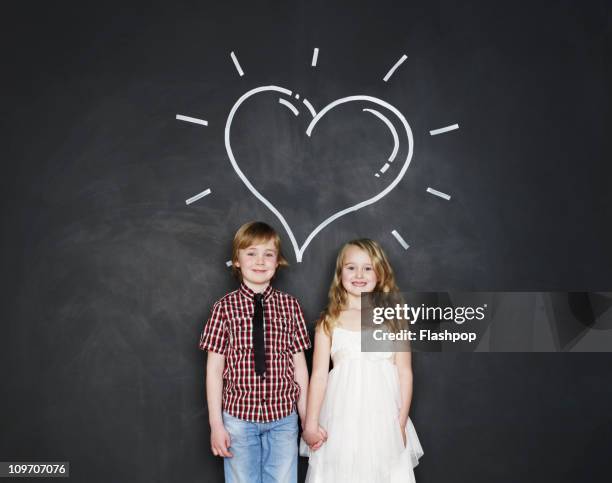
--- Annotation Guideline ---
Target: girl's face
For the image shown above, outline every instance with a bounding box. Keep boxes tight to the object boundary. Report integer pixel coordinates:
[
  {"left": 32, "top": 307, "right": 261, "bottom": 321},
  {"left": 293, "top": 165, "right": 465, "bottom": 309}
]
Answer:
[{"left": 341, "top": 245, "right": 378, "bottom": 298}]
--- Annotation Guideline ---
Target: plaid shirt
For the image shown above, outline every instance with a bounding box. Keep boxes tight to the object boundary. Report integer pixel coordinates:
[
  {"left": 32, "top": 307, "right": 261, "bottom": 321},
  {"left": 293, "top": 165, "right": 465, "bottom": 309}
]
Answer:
[{"left": 199, "top": 283, "right": 311, "bottom": 422}]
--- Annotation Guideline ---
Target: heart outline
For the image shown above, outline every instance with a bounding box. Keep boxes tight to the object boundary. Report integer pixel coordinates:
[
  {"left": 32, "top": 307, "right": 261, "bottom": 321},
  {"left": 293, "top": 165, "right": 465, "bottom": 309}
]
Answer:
[{"left": 224, "top": 85, "right": 414, "bottom": 262}]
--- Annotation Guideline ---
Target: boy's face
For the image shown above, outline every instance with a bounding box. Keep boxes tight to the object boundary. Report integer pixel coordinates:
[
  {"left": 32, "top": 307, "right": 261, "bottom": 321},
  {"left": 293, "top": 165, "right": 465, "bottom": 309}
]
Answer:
[{"left": 235, "top": 238, "right": 279, "bottom": 291}]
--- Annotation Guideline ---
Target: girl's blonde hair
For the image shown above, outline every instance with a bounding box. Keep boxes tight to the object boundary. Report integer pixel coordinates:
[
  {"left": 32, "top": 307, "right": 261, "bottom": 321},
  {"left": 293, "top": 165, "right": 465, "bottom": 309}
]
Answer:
[{"left": 317, "top": 239, "right": 400, "bottom": 335}]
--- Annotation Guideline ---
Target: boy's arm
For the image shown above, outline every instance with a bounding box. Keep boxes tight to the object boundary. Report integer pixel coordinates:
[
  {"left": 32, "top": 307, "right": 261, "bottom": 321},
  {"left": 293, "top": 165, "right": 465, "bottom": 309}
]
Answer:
[
  {"left": 199, "top": 300, "right": 232, "bottom": 456},
  {"left": 292, "top": 351, "right": 309, "bottom": 428},
  {"left": 206, "top": 351, "right": 225, "bottom": 428},
  {"left": 290, "top": 299, "right": 312, "bottom": 429},
  {"left": 206, "top": 351, "right": 232, "bottom": 457}
]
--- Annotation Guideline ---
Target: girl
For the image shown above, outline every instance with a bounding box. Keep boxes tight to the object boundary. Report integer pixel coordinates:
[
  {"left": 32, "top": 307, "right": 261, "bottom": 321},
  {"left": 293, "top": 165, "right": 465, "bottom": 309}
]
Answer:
[{"left": 301, "top": 239, "right": 423, "bottom": 482}]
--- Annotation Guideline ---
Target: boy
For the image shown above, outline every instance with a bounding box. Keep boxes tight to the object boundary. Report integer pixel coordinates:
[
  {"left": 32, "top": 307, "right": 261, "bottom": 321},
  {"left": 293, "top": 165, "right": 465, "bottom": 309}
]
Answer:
[{"left": 199, "top": 221, "right": 311, "bottom": 483}]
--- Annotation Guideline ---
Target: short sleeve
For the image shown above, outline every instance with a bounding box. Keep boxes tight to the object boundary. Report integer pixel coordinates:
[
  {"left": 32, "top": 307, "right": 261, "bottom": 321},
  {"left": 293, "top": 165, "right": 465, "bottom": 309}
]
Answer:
[
  {"left": 198, "top": 301, "right": 227, "bottom": 354},
  {"left": 291, "top": 299, "right": 312, "bottom": 353}
]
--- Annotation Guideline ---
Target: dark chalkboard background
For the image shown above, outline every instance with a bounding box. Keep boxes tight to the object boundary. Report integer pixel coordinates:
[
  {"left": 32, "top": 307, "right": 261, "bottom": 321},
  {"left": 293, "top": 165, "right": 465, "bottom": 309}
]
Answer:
[{"left": 2, "top": 1, "right": 612, "bottom": 482}]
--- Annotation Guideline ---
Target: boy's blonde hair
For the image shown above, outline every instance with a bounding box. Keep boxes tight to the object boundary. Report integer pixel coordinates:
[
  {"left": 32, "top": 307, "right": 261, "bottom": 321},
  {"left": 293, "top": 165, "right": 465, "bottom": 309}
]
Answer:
[
  {"left": 231, "top": 221, "right": 289, "bottom": 279},
  {"left": 316, "top": 239, "right": 400, "bottom": 335}
]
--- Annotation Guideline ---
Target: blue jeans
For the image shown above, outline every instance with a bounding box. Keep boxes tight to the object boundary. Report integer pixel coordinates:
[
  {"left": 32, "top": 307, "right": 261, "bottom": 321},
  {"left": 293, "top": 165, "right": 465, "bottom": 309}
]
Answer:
[{"left": 222, "top": 411, "right": 298, "bottom": 483}]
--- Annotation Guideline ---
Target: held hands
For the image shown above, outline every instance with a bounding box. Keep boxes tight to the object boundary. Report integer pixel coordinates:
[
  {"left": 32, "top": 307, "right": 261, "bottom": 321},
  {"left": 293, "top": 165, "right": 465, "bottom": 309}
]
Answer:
[
  {"left": 302, "top": 425, "right": 328, "bottom": 451},
  {"left": 210, "top": 422, "right": 233, "bottom": 458}
]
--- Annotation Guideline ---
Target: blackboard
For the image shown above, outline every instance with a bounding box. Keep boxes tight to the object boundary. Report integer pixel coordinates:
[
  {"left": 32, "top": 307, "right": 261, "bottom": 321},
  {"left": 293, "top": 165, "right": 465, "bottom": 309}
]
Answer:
[{"left": 2, "top": 1, "right": 612, "bottom": 482}]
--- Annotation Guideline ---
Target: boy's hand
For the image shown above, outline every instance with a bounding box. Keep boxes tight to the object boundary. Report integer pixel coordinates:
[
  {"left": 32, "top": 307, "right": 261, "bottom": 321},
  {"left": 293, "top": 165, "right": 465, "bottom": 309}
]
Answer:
[
  {"left": 210, "top": 422, "right": 233, "bottom": 458},
  {"left": 302, "top": 425, "right": 328, "bottom": 450}
]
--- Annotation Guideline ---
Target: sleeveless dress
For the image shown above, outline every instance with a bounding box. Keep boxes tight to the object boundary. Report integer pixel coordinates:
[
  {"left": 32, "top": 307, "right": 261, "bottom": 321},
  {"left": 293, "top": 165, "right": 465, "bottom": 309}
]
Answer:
[{"left": 300, "top": 327, "right": 424, "bottom": 483}]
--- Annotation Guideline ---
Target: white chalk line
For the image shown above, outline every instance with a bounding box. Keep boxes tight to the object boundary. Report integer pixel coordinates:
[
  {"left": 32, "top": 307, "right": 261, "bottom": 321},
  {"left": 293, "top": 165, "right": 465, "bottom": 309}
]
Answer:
[
  {"left": 311, "top": 48, "right": 319, "bottom": 67},
  {"left": 230, "top": 51, "right": 244, "bottom": 76},
  {"left": 302, "top": 98, "right": 317, "bottom": 117},
  {"left": 429, "top": 123, "right": 459, "bottom": 136},
  {"left": 380, "top": 163, "right": 390, "bottom": 173},
  {"left": 363, "top": 108, "right": 399, "bottom": 163},
  {"left": 299, "top": 95, "right": 413, "bottom": 260},
  {"left": 391, "top": 229, "right": 410, "bottom": 250},
  {"left": 426, "top": 187, "right": 451, "bottom": 200},
  {"left": 176, "top": 114, "right": 208, "bottom": 126},
  {"left": 278, "top": 98, "right": 300, "bottom": 116},
  {"left": 185, "top": 188, "right": 211, "bottom": 205},
  {"left": 383, "top": 54, "right": 407, "bottom": 82},
  {"left": 225, "top": 87, "right": 413, "bottom": 262}
]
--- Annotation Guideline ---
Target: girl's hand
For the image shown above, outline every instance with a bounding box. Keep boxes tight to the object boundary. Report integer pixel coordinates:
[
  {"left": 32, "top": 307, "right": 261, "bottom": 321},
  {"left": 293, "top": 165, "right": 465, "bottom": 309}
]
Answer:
[
  {"left": 210, "top": 422, "right": 233, "bottom": 458},
  {"left": 399, "top": 422, "right": 407, "bottom": 447},
  {"left": 310, "top": 434, "right": 326, "bottom": 451},
  {"left": 302, "top": 425, "right": 328, "bottom": 449},
  {"left": 312, "top": 425, "right": 328, "bottom": 451}
]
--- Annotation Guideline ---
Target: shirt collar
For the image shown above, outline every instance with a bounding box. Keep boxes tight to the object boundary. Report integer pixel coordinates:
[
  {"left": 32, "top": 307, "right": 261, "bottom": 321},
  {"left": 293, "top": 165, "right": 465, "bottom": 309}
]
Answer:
[{"left": 239, "top": 282, "right": 274, "bottom": 302}]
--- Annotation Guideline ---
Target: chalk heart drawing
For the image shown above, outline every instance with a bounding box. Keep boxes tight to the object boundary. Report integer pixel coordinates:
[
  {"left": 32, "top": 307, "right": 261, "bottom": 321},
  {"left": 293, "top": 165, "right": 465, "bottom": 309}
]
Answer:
[{"left": 224, "top": 85, "right": 414, "bottom": 262}]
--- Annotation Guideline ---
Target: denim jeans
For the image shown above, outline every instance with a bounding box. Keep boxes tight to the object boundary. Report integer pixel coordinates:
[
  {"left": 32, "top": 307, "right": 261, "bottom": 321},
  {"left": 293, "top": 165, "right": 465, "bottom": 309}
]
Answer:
[{"left": 222, "top": 411, "right": 298, "bottom": 483}]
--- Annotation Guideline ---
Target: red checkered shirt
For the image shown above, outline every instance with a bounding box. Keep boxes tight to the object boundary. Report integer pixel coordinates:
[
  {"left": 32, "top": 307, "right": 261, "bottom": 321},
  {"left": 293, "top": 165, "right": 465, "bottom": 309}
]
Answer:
[{"left": 199, "top": 282, "right": 311, "bottom": 422}]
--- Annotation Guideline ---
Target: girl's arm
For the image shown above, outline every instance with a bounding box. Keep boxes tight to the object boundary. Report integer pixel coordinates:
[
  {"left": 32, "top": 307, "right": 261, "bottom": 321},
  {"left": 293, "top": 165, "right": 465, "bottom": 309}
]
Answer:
[
  {"left": 293, "top": 351, "right": 309, "bottom": 428},
  {"left": 395, "top": 350, "right": 413, "bottom": 441},
  {"left": 206, "top": 351, "right": 232, "bottom": 457},
  {"left": 302, "top": 326, "right": 332, "bottom": 447}
]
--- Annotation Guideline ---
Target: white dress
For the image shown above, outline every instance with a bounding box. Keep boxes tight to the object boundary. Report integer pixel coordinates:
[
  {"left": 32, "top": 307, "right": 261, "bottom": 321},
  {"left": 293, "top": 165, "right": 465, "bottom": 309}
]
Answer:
[{"left": 300, "top": 327, "right": 424, "bottom": 483}]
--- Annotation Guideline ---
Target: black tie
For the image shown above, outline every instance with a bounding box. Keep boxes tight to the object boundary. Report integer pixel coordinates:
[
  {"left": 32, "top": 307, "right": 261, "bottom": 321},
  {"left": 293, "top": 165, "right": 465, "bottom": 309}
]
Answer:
[{"left": 252, "top": 293, "right": 266, "bottom": 376}]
